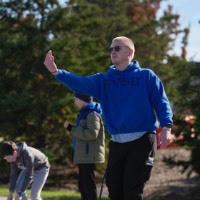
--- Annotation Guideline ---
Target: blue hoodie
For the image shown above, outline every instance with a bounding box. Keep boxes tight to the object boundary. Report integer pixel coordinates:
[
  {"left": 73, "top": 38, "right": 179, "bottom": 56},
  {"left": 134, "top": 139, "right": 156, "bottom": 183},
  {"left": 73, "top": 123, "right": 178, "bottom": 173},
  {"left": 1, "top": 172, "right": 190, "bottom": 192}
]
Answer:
[{"left": 55, "top": 61, "right": 173, "bottom": 135}]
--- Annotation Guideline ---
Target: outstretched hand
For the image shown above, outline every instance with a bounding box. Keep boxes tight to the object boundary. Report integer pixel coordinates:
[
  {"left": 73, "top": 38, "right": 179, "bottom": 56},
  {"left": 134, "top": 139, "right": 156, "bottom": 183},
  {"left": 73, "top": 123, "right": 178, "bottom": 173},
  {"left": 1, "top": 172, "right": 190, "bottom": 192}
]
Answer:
[{"left": 44, "top": 50, "right": 58, "bottom": 74}]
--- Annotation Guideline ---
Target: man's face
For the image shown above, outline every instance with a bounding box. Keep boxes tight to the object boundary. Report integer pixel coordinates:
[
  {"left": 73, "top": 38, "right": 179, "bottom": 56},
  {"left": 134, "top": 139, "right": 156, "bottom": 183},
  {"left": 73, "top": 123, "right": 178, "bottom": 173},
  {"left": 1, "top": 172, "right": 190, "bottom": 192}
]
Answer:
[
  {"left": 109, "top": 40, "right": 130, "bottom": 66},
  {"left": 4, "top": 151, "right": 17, "bottom": 163}
]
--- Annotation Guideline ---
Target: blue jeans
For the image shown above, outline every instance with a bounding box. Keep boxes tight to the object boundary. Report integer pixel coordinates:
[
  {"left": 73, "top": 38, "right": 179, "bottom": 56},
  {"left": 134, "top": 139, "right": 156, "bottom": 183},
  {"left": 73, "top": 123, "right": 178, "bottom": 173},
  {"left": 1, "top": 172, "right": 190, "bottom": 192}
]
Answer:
[{"left": 15, "top": 166, "right": 49, "bottom": 200}]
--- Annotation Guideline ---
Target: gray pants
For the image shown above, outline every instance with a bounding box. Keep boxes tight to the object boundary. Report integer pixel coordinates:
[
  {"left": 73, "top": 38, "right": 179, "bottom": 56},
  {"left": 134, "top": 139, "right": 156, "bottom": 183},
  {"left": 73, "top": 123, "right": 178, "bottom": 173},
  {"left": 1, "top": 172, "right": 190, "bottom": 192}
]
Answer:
[{"left": 15, "top": 167, "right": 49, "bottom": 200}]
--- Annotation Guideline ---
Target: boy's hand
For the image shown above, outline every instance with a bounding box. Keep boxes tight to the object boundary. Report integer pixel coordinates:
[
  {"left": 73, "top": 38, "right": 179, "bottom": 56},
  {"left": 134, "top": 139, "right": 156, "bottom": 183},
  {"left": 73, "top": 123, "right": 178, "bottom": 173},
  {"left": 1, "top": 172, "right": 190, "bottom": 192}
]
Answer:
[
  {"left": 7, "top": 192, "right": 14, "bottom": 200},
  {"left": 14, "top": 194, "right": 22, "bottom": 200},
  {"left": 64, "top": 120, "right": 69, "bottom": 129},
  {"left": 44, "top": 50, "right": 59, "bottom": 75}
]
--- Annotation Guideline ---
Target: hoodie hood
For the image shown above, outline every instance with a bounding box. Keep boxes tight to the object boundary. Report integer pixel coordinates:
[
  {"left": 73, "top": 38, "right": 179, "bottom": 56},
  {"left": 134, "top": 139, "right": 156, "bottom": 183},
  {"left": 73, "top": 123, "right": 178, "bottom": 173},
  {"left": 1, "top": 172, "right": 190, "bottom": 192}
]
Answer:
[
  {"left": 108, "top": 61, "right": 140, "bottom": 74},
  {"left": 75, "top": 102, "right": 102, "bottom": 127},
  {"left": 80, "top": 102, "right": 102, "bottom": 115},
  {"left": 17, "top": 142, "right": 27, "bottom": 155}
]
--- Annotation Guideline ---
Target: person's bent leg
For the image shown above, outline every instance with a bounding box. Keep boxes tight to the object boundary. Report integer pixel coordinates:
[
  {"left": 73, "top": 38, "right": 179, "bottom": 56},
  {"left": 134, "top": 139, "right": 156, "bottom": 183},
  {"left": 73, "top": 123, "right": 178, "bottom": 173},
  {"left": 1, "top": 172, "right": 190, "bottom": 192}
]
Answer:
[{"left": 31, "top": 166, "right": 49, "bottom": 200}]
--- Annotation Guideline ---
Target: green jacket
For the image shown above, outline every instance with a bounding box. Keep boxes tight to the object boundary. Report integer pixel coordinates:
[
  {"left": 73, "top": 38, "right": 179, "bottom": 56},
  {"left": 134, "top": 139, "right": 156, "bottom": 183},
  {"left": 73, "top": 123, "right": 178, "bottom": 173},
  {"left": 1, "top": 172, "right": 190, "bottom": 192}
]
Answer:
[{"left": 71, "top": 111, "right": 105, "bottom": 164}]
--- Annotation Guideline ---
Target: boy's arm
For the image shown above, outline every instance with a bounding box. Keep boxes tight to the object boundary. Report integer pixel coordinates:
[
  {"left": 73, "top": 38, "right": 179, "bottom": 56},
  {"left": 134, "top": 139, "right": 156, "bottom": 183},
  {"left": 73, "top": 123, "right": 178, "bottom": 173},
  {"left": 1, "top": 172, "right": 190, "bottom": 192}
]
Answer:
[
  {"left": 18, "top": 153, "right": 34, "bottom": 192},
  {"left": 64, "top": 119, "right": 74, "bottom": 131},
  {"left": 9, "top": 163, "right": 21, "bottom": 193},
  {"left": 71, "top": 112, "right": 102, "bottom": 140}
]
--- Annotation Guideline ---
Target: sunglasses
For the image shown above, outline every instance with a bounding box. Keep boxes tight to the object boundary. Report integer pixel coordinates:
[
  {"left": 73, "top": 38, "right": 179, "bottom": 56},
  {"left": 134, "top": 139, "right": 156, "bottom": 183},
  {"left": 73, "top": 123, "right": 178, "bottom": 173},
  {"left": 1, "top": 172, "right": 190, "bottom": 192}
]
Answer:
[{"left": 108, "top": 45, "right": 129, "bottom": 53}]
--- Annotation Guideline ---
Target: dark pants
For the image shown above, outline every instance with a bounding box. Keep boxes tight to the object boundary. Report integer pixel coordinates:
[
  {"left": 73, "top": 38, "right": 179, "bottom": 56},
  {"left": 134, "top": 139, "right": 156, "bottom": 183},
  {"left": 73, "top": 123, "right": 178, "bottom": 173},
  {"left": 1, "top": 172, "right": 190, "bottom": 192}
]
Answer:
[
  {"left": 78, "top": 163, "right": 97, "bottom": 200},
  {"left": 105, "top": 132, "right": 156, "bottom": 200}
]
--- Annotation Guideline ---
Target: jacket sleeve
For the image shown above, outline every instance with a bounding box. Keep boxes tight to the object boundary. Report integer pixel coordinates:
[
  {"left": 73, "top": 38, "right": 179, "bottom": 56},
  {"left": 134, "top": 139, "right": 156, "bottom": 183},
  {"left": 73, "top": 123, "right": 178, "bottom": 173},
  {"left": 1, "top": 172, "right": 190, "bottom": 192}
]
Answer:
[
  {"left": 19, "top": 152, "right": 34, "bottom": 192},
  {"left": 9, "top": 163, "right": 21, "bottom": 192},
  {"left": 54, "top": 70, "right": 102, "bottom": 100},
  {"left": 147, "top": 70, "right": 173, "bottom": 127},
  {"left": 71, "top": 112, "right": 101, "bottom": 141}
]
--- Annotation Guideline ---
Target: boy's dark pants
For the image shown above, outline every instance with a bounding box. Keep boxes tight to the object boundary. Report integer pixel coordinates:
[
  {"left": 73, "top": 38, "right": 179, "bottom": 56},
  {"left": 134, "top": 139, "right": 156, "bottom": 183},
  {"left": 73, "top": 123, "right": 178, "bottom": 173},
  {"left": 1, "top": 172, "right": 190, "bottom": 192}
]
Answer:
[
  {"left": 106, "top": 132, "right": 156, "bottom": 200},
  {"left": 78, "top": 163, "right": 97, "bottom": 200}
]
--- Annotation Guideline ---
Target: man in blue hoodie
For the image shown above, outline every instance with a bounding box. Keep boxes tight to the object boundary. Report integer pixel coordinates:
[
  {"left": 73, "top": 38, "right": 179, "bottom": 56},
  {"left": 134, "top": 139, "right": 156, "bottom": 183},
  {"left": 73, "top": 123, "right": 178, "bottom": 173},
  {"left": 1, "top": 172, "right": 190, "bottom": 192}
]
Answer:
[{"left": 44, "top": 36, "right": 173, "bottom": 200}]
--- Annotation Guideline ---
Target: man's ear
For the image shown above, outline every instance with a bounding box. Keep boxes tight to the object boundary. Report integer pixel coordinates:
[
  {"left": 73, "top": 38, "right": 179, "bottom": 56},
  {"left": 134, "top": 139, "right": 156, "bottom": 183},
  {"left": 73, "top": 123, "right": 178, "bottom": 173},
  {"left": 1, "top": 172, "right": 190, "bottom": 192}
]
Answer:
[
  {"left": 128, "top": 48, "right": 135, "bottom": 59},
  {"left": 129, "top": 48, "right": 134, "bottom": 56}
]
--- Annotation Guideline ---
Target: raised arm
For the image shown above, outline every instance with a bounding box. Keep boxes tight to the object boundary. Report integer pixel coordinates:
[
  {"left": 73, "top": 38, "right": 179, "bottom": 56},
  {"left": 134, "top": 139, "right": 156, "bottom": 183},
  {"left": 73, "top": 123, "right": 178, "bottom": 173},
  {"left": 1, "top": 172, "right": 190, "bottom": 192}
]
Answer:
[{"left": 43, "top": 50, "right": 103, "bottom": 100}]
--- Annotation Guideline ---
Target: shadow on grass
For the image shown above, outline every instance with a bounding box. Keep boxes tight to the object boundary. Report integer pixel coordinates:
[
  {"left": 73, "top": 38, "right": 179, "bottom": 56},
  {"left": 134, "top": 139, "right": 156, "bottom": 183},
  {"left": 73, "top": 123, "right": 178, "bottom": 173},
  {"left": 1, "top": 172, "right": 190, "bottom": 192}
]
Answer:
[{"left": 144, "top": 176, "right": 200, "bottom": 200}]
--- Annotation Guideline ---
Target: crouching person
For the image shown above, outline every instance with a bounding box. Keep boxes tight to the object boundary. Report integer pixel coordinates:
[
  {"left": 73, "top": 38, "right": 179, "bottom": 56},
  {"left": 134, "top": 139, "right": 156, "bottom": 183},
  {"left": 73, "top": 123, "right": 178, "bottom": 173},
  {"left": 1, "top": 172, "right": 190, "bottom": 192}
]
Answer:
[{"left": 0, "top": 141, "right": 50, "bottom": 200}]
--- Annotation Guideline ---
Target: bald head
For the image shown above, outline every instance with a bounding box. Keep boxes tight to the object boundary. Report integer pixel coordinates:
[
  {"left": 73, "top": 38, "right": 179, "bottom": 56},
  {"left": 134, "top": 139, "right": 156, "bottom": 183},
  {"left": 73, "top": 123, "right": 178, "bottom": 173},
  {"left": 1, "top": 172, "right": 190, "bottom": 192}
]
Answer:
[{"left": 113, "top": 36, "right": 135, "bottom": 50}]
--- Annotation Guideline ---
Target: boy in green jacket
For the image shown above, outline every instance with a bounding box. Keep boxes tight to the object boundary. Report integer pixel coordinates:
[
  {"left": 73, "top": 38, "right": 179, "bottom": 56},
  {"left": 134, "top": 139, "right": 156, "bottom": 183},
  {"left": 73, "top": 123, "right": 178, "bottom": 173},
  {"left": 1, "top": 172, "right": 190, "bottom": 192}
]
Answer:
[{"left": 64, "top": 92, "right": 105, "bottom": 200}]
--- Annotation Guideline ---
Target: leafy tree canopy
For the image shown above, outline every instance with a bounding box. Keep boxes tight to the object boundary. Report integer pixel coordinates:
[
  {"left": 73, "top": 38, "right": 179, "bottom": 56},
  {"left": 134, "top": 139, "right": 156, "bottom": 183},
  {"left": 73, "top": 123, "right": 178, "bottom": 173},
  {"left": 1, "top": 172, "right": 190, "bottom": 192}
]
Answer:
[{"left": 0, "top": 0, "right": 194, "bottom": 174}]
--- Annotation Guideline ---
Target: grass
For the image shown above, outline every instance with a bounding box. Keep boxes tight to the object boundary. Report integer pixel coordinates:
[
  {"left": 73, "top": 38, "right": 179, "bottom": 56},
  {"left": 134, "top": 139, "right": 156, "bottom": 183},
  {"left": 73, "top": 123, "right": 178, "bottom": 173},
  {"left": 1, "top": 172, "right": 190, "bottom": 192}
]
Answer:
[{"left": 0, "top": 187, "right": 109, "bottom": 200}]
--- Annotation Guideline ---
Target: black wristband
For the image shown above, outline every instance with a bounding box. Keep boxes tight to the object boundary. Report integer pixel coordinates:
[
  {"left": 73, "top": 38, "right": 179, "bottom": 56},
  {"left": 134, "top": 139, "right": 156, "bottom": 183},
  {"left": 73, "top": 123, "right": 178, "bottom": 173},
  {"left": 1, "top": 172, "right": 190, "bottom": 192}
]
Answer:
[{"left": 66, "top": 124, "right": 73, "bottom": 131}]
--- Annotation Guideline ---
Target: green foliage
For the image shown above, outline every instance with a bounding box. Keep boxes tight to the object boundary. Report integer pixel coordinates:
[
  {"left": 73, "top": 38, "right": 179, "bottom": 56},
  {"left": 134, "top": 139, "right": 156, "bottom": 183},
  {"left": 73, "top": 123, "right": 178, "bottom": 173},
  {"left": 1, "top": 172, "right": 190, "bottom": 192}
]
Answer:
[
  {"left": 1, "top": 0, "right": 198, "bottom": 183},
  {"left": 163, "top": 60, "right": 200, "bottom": 177}
]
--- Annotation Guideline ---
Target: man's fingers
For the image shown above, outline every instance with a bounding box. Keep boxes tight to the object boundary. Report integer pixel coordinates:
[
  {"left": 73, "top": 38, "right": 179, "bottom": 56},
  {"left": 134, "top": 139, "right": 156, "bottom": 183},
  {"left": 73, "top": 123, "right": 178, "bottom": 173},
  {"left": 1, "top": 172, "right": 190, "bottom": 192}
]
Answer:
[
  {"left": 159, "top": 140, "right": 171, "bottom": 149},
  {"left": 46, "top": 50, "right": 52, "bottom": 55},
  {"left": 44, "top": 50, "right": 53, "bottom": 65}
]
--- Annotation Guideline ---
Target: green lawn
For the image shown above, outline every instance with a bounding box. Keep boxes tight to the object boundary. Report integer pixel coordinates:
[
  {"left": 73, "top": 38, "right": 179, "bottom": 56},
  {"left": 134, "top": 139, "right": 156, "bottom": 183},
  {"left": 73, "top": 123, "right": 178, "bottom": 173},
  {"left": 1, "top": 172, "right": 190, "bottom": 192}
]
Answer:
[{"left": 0, "top": 187, "right": 109, "bottom": 200}]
